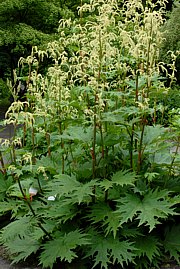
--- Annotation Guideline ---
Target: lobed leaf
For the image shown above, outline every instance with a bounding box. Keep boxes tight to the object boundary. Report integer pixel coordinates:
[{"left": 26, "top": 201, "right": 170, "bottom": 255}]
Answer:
[
  {"left": 4, "top": 237, "right": 40, "bottom": 264},
  {"left": 163, "top": 225, "right": 180, "bottom": 263},
  {"left": 134, "top": 235, "right": 161, "bottom": 262},
  {"left": 88, "top": 202, "right": 120, "bottom": 238},
  {"left": 111, "top": 170, "right": 138, "bottom": 187},
  {"left": 40, "top": 230, "right": 90, "bottom": 269},
  {"left": 86, "top": 232, "right": 135, "bottom": 269},
  {"left": 116, "top": 189, "right": 176, "bottom": 231}
]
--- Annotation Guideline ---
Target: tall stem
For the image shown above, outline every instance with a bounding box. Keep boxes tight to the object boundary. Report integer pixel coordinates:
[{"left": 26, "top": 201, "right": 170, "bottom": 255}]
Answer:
[
  {"left": 15, "top": 174, "right": 51, "bottom": 238},
  {"left": 168, "top": 136, "right": 180, "bottom": 178},
  {"left": 32, "top": 122, "right": 36, "bottom": 164},
  {"left": 137, "top": 116, "right": 146, "bottom": 173},
  {"left": 0, "top": 150, "right": 6, "bottom": 174},
  {"left": 130, "top": 124, "right": 134, "bottom": 170}
]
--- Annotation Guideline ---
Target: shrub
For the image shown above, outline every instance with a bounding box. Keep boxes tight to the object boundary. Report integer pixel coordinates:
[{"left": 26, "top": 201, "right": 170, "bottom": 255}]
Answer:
[
  {"left": 0, "top": 78, "right": 11, "bottom": 106},
  {"left": 159, "top": 2, "right": 180, "bottom": 84}
]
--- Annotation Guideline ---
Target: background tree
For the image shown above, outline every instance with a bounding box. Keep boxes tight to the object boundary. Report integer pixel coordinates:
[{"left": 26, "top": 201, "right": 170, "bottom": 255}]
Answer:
[
  {"left": 159, "top": 2, "right": 180, "bottom": 84},
  {"left": 0, "top": 0, "right": 80, "bottom": 83}
]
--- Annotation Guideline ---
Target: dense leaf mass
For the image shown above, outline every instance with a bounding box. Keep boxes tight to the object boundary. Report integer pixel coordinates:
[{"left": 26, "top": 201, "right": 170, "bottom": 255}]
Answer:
[{"left": 0, "top": 0, "right": 179, "bottom": 268}]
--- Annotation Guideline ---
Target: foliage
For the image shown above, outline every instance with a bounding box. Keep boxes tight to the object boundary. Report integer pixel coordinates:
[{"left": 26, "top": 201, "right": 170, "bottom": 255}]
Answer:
[
  {"left": 0, "top": 78, "right": 11, "bottom": 105},
  {"left": 0, "top": 0, "right": 180, "bottom": 268},
  {"left": 163, "top": 225, "right": 180, "bottom": 263},
  {"left": 159, "top": 2, "right": 180, "bottom": 84},
  {"left": 0, "top": 0, "right": 79, "bottom": 81}
]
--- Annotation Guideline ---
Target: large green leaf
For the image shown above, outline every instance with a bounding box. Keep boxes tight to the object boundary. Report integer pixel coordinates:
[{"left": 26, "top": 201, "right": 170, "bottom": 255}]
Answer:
[
  {"left": 134, "top": 235, "right": 161, "bottom": 262},
  {"left": 40, "top": 230, "right": 90, "bottom": 269},
  {"left": 4, "top": 237, "right": 40, "bottom": 264},
  {"left": 71, "top": 179, "right": 98, "bottom": 204},
  {"left": 45, "top": 175, "right": 97, "bottom": 204},
  {"left": 111, "top": 170, "right": 138, "bottom": 187},
  {"left": 0, "top": 216, "right": 36, "bottom": 242},
  {"left": 163, "top": 225, "right": 180, "bottom": 263},
  {"left": 0, "top": 173, "right": 13, "bottom": 200},
  {"left": 45, "top": 174, "right": 80, "bottom": 198},
  {"left": 39, "top": 200, "right": 78, "bottom": 223},
  {"left": 86, "top": 232, "right": 135, "bottom": 269},
  {"left": 116, "top": 189, "right": 176, "bottom": 231},
  {"left": 88, "top": 202, "right": 120, "bottom": 238}
]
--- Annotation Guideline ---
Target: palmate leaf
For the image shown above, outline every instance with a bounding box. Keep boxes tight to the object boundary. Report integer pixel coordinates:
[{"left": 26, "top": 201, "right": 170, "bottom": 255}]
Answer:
[
  {"left": 39, "top": 200, "right": 78, "bottom": 223},
  {"left": 99, "top": 179, "right": 113, "bottom": 191},
  {"left": 0, "top": 216, "right": 36, "bottom": 242},
  {"left": 99, "top": 170, "right": 138, "bottom": 192},
  {"left": 86, "top": 232, "right": 135, "bottom": 269},
  {"left": 0, "top": 173, "right": 13, "bottom": 201},
  {"left": 111, "top": 170, "right": 138, "bottom": 187},
  {"left": 40, "top": 230, "right": 90, "bottom": 269},
  {"left": 163, "top": 225, "right": 180, "bottom": 263},
  {"left": 60, "top": 125, "right": 92, "bottom": 142},
  {"left": 46, "top": 175, "right": 98, "bottom": 204},
  {"left": 134, "top": 235, "right": 161, "bottom": 262},
  {"left": 3, "top": 237, "right": 40, "bottom": 264},
  {"left": 45, "top": 174, "right": 81, "bottom": 198},
  {"left": 71, "top": 179, "right": 98, "bottom": 204},
  {"left": 88, "top": 202, "right": 120, "bottom": 238},
  {"left": 115, "top": 189, "right": 176, "bottom": 231},
  {"left": 1, "top": 216, "right": 42, "bottom": 263},
  {"left": 0, "top": 200, "right": 18, "bottom": 216}
]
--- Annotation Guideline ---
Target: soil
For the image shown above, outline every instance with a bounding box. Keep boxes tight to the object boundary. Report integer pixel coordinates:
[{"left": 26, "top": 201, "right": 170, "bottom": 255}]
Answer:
[{"left": 0, "top": 258, "right": 40, "bottom": 269}]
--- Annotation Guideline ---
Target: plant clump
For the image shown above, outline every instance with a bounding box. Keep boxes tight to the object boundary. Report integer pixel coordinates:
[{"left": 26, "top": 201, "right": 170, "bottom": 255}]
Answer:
[{"left": 0, "top": 0, "right": 180, "bottom": 268}]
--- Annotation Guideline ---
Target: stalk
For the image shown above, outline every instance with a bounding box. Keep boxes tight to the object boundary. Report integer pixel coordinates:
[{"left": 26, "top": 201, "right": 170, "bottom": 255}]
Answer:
[
  {"left": 137, "top": 116, "right": 146, "bottom": 173},
  {"left": 104, "top": 100, "right": 109, "bottom": 202},
  {"left": 168, "top": 136, "right": 180, "bottom": 178},
  {"left": 23, "top": 123, "right": 27, "bottom": 147},
  {"left": 15, "top": 174, "right": 51, "bottom": 238},
  {"left": 69, "top": 141, "right": 75, "bottom": 173},
  {"left": 59, "top": 121, "right": 65, "bottom": 174},
  {"left": 11, "top": 120, "right": 18, "bottom": 164},
  {"left": 130, "top": 70, "right": 139, "bottom": 170},
  {"left": 45, "top": 132, "right": 51, "bottom": 157},
  {"left": 92, "top": 29, "right": 103, "bottom": 202},
  {"left": 135, "top": 70, "right": 139, "bottom": 103},
  {"left": 23, "top": 104, "right": 28, "bottom": 147},
  {"left": 92, "top": 103, "right": 97, "bottom": 202},
  {"left": 31, "top": 122, "right": 36, "bottom": 163},
  {"left": 0, "top": 150, "right": 6, "bottom": 174},
  {"left": 130, "top": 124, "right": 134, "bottom": 170},
  {"left": 153, "top": 99, "right": 157, "bottom": 124},
  {"left": 136, "top": 15, "right": 153, "bottom": 172}
]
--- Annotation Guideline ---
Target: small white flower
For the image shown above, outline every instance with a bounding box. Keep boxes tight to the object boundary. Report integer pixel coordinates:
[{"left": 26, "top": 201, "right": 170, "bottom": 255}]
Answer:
[{"left": 47, "top": 195, "right": 56, "bottom": 201}]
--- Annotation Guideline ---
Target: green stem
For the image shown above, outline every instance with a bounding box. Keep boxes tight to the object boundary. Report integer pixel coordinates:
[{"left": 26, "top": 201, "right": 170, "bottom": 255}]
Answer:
[
  {"left": 32, "top": 123, "right": 36, "bottom": 164},
  {"left": 92, "top": 107, "right": 97, "bottom": 178},
  {"left": 12, "top": 120, "right": 17, "bottom": 164},
  {"left": 0, "top": 150, "right": 6, "bottom": 174},
  {"left": 137, "top": 116, "right": 146, "bottom": 173},
  {"left": 130, "top": 124, "right": 134, "bottom": 170},
  {"left": 168, "top": 136, "right": 180, "bottom": 178},
  {"left": 23, "top": 123, "right": 26, "bottom": 147},
  {"left": 59, "top": 121, "right": 65, "bottom": 174},
  {"left": 135, "top": 70, "right": 139, "bottom": 104}
]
